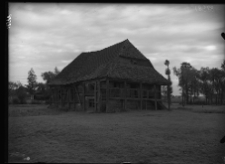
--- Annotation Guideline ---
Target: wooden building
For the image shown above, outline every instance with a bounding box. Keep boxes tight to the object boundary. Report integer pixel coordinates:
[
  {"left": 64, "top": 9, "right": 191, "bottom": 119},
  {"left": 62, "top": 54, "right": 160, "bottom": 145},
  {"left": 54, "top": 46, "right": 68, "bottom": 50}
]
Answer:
[{"left": 48, "top": 39, "right": 170, "bottom": 112}]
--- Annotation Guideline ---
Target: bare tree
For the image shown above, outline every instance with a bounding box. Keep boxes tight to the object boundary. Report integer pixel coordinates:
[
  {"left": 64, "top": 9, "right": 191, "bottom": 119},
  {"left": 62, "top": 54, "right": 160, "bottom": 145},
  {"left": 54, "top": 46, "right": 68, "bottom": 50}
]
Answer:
[{"left": 26, "top": 68, "right": 37, "bottom": 100}]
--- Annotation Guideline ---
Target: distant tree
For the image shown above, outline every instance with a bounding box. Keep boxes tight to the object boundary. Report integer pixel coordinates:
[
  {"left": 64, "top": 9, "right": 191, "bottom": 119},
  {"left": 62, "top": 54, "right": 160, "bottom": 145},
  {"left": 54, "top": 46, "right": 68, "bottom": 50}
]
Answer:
[
  {"left": 41, "top": 71, "right": 55, "bottom": 84},
  {"left": 36, "top": 82, "right": 46, "bottom": 92},
  {"left": 34, "top": 82, "right": 50, "bottom": 101},
  {"left": 221, "top": 59, "right": 225, "bottom": 71},
  {"left": 173, "top": 62, "right": 199, "bottom": 105},
  {"left": 8, "top": 81, "right": 28, "bottom": 104},
  {"left": 9, "top": 81, "right": 21, "bottom": 95},
  {"left": 26, "top": 68, "right": 37, "bottom": 99},
  {"left": 41, "top": 67, "right": 60, "bottom": 84},
  {"left": 174, "top": 60, "right": 225, "bottom": 105},
  {"left": 197, "top": 67, "right": 213, "bottom": 104},
  {"left": 187, "top": 68, "right": 200, "bottom": 104},
  {"left": 164, "top": 60, "right": 172, "bottom": 110},
  {"left": 209, "top": 68, "right": 221, "bottom": 104},
  {"left": 16, "top": 85, "right": 28, "bottom": 104},
  {"left": 40, "top": 67, "right": 61, "bottom": 103},
  {"left": 221, "top": 60, "right": 225, "bottom": 104},
  {"left": 54, "top": 67, "right": 60, "bottom": 75},
  {"left": 196, "top": 66, "right": 225, "bottom": 105},
  {"left": 8, "top": 81, "right": 22, "bottom": 103}
]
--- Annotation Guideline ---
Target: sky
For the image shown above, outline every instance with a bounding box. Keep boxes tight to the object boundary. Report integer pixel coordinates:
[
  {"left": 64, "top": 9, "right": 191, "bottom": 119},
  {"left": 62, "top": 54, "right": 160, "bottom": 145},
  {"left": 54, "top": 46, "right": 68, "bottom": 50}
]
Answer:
[{"left": 9, "top": 3, "right": 225, "bottom": 95}]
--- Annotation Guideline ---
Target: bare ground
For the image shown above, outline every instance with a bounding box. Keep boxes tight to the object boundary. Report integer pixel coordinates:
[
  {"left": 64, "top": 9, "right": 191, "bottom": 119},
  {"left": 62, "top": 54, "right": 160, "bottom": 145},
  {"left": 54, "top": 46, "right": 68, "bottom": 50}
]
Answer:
[{"left": 8, "top": 105, "right": 225, "bottom": 163}]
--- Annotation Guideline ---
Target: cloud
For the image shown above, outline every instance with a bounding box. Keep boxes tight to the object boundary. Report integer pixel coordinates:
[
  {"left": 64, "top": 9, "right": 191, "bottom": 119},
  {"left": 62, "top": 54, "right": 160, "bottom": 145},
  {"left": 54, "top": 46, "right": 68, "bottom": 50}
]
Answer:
[
  {"left": 205, "top": 45, "right": 216, "bottom": 51},
  {"left": 9, "top": 3, "right": 225, "bottom": 95}
]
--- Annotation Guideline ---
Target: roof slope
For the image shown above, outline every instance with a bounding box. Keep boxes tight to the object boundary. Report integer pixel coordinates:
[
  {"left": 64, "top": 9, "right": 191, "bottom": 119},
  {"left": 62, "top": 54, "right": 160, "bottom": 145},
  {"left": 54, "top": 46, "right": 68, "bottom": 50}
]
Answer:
[{"left": 49, "top": 39, "right": 169, "bottom": 85}]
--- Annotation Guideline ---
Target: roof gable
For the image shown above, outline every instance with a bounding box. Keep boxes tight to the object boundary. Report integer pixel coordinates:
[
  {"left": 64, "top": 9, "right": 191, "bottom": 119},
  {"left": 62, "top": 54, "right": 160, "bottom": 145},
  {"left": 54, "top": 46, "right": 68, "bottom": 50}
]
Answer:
[
  {"left": 118, "top": 39, "right": 148, "bottom": 60},
  {"left": 49, "top": 39, "right": 169, "bottom": 85}
]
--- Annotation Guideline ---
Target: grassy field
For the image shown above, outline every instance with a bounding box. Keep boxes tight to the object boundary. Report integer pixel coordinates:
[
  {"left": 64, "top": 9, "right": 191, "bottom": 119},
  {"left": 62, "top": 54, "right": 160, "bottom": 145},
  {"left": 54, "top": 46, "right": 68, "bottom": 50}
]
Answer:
[
  {"left": 8, "top": 104, "right": 225, "bottom": 163},
  {"left": 171, "top": 103, "right": 225, "bottom": 114}
]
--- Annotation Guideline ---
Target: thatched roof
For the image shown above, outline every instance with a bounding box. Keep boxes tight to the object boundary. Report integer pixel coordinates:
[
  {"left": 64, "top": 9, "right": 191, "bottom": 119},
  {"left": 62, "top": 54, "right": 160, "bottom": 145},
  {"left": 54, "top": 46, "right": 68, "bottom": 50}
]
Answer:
[{"left": 49, "top": 39, "right": 170, "bottom": 85}]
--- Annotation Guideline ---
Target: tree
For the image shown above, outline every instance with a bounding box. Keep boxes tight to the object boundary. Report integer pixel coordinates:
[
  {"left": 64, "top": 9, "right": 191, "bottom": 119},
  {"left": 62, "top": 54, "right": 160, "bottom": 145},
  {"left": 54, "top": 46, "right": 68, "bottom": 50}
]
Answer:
[
  {"left": 9, "top": 81, "right": 21, "bottom": 96},
  {"left": 41, "top": 71, "right": 55, "bottom": 84},
  {"left": 34, "top": 82, "right": 50, "bottom": 101},
  {"left": 16, "top": 85, "right": 28, "bottom": 104},
  {"left": 221, "top": 60, "right": 225, "bottom": 104},
  {"left": 41, "top": 67, "right": 60, "bottom": 84},
  {"left": 209, "top": 68, "right": 221, "bottom": 104},
  {"left": 54, "top": 67, "right": 60, "bottom": 75},
  {"left": 164, "top": 60, "right": 172, "bottom": 110},
  {"left": 174, "top": 60, "right": 225, "bottom": 105},
  {"left": 8, "top": 81, "right": 28, "bottom": 104},
  {"left": 197, "top": 67, "right": 213, "bottom": 104},
  {"left": 40, "top": 67, "right": 61, "bottom": 103},
  {"left": 8, "top": 81, "right": 22, "bottom": 103},
  {"left": 173, "top": 62, "right": 199, "bottom": 105},
  {"left": 36, "top": 82, "right": 46, "bottom": 93},
  {"left": 26, "top": 68, "right": 37, "bottom": 99},
  {"left": 221, "top": 59, "right": 225, "bottom": 71},
  {"left": 187, "top": 68, "right": 200, "bottom": 104}
]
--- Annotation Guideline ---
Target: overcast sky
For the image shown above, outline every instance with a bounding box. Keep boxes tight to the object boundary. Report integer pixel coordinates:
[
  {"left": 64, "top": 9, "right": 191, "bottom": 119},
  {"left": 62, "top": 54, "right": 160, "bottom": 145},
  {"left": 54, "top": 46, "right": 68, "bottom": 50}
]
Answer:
[{"left": 9, "top": 3, "right": 225, "bottom": 95}]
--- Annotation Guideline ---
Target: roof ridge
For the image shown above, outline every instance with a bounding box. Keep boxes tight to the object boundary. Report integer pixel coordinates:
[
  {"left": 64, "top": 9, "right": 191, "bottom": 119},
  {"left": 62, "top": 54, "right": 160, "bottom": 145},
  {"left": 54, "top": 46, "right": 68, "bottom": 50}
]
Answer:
[
  {"left": 81, "top": 39, "right": 129, "bottom": 54},
  {"left": 48, "top": 39, "right": 169, "bottom": 85},
  {"left": 118, "top": 39, "right": 148, "bottom": 60}
]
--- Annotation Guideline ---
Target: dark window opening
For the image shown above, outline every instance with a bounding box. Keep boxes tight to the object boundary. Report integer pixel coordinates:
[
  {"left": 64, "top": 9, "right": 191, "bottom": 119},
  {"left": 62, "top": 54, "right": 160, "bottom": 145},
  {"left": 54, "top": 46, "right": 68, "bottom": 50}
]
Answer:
[
  {"left": 113, "top": 82, "right": 122, "bottom": 88},
  {"left": 130, "top": 83, "right": 138, "bottom": 88},
  {"left": 89, "top": 99, "right": 94, "bottom": 108}
]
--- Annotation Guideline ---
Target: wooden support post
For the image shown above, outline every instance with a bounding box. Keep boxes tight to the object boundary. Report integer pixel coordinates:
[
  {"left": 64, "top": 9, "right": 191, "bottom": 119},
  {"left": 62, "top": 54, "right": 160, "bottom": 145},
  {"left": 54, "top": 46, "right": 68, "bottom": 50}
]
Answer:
[
  {"left": 55, "top": 87, "right": 56, "bottom": 105},
  {"left": 62, "top": 87, "right": 65, "bottom": 107},
  {"left": 147, "top": 90, "right": 149, "bottom": 100},
  {"left": 154, "top": 85, "right": 157, "bottom": 110},
  {"left": 96, "top": 80, "right": 100, "bottom": 112},
  {"left": 145, "top": 100, "right": 148, "bottom": 110},
  {"left": 106, "top": 79, "right": 109, "bottom": 111},
  {"left": 124, "top": 81, "right": 127, "bottom": 110},
  {"left": 60, "top": 87, "right": 62, "bottom": 106},
  {"left": 60, "top": 86, "right": 62, "bottom": 107},
  {"left": 55, "top": 88, "right": 57, "bottom": 105},
  {"left": 155, "top": 100, "right": 157, "bottom": 110},
  {"left": 146, "top": 100, "right": 148, "bottom": 110},
  {"left": 68, "top": 86, "right": 71, "bottom": 109},
  {"left": 61, "top": 87, "right": 64, "bottom": 107},
  {"left": 159, "top": 86, "right": 161, "bottom": 99},
  {"left": 83, "top": 83, "right": 85, "bottom": 111},
  {"left": 94, "top": 81, "right": 97, "bottom": 112},
  {"left": 65, "top": 87, "right": 68, "bottom": 108},
  {"left": 58, "top": 87, "right": 60, "bottom": 107},
  {"left": 63, "top": 87, "right": 66, "bottom": 107},
  {"left": 57, "top": 87, "right": 61, "bottom": 107},
  {"left": 53, "top": 87, "right": 55, "bottom": 105},
  {"left": 97, "top": 80, "right": 101, "bottom": 112},
  {"left": 66, "top": 87, "right": 68, "bottom": 107},
  {"left": 62, "top": 87, "right": 64, "bottom": 107},
  {"left": 75, "top": 85, "right": 81, "bottom": 104},
  {"left": 72, "top": 84, "right": 74, "bottom": 109},
  {"left": 140, "top": 83, "right": 143, "bottom": 110}
]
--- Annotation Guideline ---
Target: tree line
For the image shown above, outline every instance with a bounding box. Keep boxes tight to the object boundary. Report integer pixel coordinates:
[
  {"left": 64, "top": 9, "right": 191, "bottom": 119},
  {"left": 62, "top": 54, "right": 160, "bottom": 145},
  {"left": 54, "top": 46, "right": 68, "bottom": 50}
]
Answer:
[
  {"left": 9, "top": 59, "right": 225, "bottom": 105},
  {"left": 173, "top": 60, "right": 225, "bottom": 105},
  {"left": 8, "top": 67, "right": 60, "bottom": 104}
]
